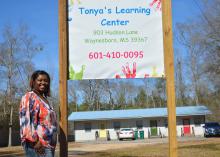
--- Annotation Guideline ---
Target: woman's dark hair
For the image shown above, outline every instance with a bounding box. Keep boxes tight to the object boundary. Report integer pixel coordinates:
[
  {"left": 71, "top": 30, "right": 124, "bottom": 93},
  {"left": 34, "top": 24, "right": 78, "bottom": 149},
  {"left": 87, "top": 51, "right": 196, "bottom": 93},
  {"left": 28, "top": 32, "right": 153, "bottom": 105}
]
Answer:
[{"left": 29, "top": 70, "right": 51, "bottom": 97}]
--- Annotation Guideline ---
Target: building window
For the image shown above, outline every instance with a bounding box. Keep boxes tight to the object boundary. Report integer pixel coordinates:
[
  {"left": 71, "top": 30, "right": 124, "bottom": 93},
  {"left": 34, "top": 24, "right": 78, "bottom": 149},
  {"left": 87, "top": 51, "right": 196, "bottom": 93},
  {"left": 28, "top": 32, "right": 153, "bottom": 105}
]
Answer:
[
  {"left": 164, "top": 119, "right": 168, "bottom": 128},
  {"left": 194, "top": 117, "right": 203, "bottom": 126},
  {"left": 84, "top": 122, "right": 91, "bottom": 132},
  {"left": 113, "top": 121, "right": 120, "bottom": 130},
  {"left": 136, "top": 120, "right": 143, "bottom": 129}
]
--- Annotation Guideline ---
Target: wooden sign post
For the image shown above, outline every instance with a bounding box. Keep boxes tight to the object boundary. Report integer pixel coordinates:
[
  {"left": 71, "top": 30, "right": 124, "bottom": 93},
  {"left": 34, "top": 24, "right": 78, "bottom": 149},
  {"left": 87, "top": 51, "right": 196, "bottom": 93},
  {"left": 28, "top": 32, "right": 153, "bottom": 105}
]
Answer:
[
  {"left": 59, "top": 0, "right": 68, "bottom": 156},
  {"left": 162, "top": 0, "right": 178, "bottom": 157}
]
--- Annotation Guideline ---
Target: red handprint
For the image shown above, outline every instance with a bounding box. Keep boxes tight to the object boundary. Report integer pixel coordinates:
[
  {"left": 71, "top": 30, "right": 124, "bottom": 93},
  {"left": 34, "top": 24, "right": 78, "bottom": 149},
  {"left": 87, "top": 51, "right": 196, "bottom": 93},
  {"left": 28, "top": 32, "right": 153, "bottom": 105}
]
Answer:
[
  {"left": 115, "top": 62, "right": 137, "bottom": 79},
  {"left": 115, "top": 74, "right": 121, "bottom": 79},
  {"left": 122, "top": 62, "right": 136, "bottom": 78},
  {"left": 149, "top": 0, "right": 161, "bottom": 11}
]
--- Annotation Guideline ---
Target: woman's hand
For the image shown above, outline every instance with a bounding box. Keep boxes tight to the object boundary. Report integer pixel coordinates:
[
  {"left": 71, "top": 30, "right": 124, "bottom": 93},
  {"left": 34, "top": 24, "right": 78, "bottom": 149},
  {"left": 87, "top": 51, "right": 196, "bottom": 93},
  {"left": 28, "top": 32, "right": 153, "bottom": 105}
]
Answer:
[{"left": 34, "top": 141, "right": 45, "bottom": 155}]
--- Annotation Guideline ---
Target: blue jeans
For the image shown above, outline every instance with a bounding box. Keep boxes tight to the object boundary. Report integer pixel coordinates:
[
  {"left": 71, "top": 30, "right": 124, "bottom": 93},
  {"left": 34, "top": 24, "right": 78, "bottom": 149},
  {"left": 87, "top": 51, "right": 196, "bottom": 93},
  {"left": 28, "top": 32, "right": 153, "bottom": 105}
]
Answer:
[{"left": 23, "top": 143, "right": 55, "bottom": 157}]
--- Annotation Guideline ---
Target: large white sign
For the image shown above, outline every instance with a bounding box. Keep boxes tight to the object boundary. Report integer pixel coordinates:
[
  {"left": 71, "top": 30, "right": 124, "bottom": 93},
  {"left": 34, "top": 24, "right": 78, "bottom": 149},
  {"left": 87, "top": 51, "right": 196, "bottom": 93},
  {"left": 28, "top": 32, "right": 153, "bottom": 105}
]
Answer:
[{"left": 68, "top": 0, "right": 164, "bottom": 80}]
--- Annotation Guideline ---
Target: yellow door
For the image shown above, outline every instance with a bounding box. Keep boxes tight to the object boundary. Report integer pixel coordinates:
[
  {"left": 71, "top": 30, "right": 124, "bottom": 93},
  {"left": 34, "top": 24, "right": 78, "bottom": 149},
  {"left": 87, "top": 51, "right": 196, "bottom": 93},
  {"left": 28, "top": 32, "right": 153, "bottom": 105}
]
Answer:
[{"left": 99, "top": 123, "right": 107, "bottom": 138}]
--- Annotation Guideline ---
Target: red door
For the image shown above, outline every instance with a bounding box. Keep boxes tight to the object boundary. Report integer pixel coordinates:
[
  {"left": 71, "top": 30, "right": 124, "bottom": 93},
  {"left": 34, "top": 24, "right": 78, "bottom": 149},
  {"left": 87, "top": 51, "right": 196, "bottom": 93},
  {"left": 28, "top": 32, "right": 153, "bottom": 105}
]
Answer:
[{"left": 183, "top": 119, "right": 190, "bottom": 134}]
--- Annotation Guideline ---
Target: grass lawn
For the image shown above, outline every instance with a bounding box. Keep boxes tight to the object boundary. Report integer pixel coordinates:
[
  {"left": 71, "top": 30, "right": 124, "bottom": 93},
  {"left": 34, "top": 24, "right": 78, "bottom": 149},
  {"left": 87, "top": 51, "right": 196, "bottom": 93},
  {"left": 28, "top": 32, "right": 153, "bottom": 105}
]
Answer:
[
  {"left": 80, "top": 138, "right": 220, "bottom": 157},
  {"left": 0, "top": 138, "right": 219, "bottom": 157}
]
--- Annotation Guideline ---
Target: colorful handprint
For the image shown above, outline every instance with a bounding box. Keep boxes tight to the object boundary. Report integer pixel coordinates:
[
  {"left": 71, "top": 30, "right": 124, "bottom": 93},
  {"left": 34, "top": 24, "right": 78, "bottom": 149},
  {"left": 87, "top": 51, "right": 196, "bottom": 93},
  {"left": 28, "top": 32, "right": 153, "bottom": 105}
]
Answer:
[
  {"left": 69, "top": 65, "right": 85, "bottom": 80},
  {"left": 149, "top": 0, "right": 161, "bottom": 11},
  {"left": 115, "top": 62, "right": 137, "bottom": 79}
]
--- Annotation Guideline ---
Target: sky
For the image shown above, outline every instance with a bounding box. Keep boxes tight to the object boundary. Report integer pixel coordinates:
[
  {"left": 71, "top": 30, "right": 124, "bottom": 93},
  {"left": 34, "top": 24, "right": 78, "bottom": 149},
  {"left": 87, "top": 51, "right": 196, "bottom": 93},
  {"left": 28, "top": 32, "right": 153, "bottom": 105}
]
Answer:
[
  {"left": 0, "top": 0, "right": 59, "bottom": 87},
  {"left": 0, "top": 0, "right": 202, "bottom": 91}
]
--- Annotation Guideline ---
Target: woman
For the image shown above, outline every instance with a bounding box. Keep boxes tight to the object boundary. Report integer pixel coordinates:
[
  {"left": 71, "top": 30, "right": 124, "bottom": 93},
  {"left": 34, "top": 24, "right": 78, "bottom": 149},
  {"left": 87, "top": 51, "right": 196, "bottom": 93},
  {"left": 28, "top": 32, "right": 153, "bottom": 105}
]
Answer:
[{"left": 19, "top": 70, "right": 57, "bottom": 157}]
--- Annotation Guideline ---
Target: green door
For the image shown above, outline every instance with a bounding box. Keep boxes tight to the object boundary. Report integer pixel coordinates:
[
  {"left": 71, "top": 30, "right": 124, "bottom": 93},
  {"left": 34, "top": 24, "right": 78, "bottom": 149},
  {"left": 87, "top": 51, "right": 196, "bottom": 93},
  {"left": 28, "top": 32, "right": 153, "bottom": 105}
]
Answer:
[{"left": 150, "top": 120, "right": 158, "bottom": 136}]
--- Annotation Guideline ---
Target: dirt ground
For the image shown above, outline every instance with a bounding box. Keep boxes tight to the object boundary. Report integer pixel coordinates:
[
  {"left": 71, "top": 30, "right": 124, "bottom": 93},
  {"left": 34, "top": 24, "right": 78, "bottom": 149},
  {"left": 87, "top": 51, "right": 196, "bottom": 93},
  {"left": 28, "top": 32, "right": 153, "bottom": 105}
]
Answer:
[
  {"left": 0, "top": 137, "right": 219, "bottom": 157},
  {"left": 68, "top": 137, "right": 169, "bottom": 152}
]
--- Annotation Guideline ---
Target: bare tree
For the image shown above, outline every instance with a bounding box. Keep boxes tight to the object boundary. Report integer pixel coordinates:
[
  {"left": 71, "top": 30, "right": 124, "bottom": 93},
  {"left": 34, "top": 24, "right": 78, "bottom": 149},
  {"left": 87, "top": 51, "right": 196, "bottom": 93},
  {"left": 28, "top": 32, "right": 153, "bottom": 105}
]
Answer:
[
  {"left": 151, "top": 79, "right": 166, "bottom": 107},
  {"left": 68, "top": 81, "right": 79, "bottom": 112},
  {"left": 200, "top": 0, "right": 220, "bottom": 91},
  {"left": 142, "top": 79, "right": 158, "bottom": 108},
  {"left": 176, "top": 22, "right": 207, "bottom": 105},
  {"left": 103, "top": 80, "right": 115, "bottom": 110},
  {"left": 19, "top": 24, "right": 43, "bottom": 91},
  {"left": 79, "top": 80, "right": 94, "bottom": 110},
  {"left": 174, "top": 0, "right": 220, "bottom": 106},
  {"left": 142, "top": 79, "right": 150, "bottom": 107},
  {"left": 0, "top": 24, "right": 42, "bottom": 146},
  {"left": 175, "top": 57, "right": 187, "bottom": 106},
  {"left": 78, "top": 80, "right": 106, "bottom": 110},
  {"left": 134, "top": 88, "right": 147, "bottom": 108},
  {"left": 114, "top": 80, "right": 137, "bottom": 109}
]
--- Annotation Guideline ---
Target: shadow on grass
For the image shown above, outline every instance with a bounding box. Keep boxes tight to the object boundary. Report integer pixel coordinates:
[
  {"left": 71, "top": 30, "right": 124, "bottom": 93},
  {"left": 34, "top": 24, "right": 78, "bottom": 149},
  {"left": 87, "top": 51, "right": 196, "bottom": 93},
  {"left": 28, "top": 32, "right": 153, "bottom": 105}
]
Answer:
[
  {"left": 0, "top": 151, "right": 24, "bottom": 157},
  {"left": 72, "top": 151, "right": 166, "bottom": 157},
  {"left": 179, "top": 143, "right": 220, "bottom": 151},
  {"left": 68, "top": 150, "right": 91, "bottom": 155}
]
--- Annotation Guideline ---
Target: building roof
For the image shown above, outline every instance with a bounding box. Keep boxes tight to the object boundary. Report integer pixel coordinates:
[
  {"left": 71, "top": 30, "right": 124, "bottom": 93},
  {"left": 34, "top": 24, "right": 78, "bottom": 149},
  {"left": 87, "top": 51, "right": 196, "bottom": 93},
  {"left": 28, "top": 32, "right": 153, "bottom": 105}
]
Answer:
[{"left": 68, "top": 105, "right": 211, "bottom": 122}]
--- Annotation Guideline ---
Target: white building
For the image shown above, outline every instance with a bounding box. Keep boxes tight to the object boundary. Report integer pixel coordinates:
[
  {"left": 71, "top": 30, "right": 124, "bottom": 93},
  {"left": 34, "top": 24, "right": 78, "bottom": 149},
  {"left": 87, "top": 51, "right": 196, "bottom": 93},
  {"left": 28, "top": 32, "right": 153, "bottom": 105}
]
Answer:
[{"left": 68, "top": 106, "right": 211, "bottom": 142}]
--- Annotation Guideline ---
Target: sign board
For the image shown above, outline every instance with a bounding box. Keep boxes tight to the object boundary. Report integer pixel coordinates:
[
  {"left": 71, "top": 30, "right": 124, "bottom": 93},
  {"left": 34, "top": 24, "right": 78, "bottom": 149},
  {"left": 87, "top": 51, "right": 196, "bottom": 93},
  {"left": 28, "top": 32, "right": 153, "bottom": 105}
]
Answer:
[{"left": 68, "top": 0, "right": 164, "bottom": 79}]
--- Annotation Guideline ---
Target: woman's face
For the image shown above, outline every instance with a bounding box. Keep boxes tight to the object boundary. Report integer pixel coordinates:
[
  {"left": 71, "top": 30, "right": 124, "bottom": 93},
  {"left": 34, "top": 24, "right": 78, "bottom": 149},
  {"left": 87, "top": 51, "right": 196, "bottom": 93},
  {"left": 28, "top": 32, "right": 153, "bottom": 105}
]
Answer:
[{"left": 33, "top": 74, "right": 49, "bottom": 95}]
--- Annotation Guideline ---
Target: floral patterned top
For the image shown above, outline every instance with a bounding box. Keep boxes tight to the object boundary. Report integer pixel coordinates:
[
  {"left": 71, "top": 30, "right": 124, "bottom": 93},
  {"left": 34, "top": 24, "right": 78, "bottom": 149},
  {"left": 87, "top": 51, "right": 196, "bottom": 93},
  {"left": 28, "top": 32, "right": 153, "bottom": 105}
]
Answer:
[{"left": 19, "top": 91, "right": 57, "bottom": 148}]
